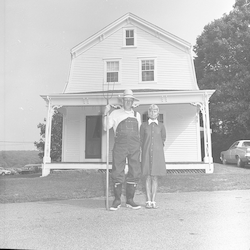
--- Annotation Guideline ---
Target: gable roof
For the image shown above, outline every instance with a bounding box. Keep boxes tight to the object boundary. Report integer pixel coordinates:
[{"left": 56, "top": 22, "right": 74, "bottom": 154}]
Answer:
[{"left": 71, "top": 12, "right": 192, "bottom": 58}]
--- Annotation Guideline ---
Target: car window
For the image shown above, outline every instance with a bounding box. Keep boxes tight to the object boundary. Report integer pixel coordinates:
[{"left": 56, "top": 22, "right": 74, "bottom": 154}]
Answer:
[
  {"left": 230, "top": 142, "right": 239, "bottom": 149},
  {"left": 243, "top": 141, "right": 250, "bottom": 147}
]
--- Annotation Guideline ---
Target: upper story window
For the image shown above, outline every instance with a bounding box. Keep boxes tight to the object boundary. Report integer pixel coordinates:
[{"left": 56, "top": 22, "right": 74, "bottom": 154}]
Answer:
[
  {"left": 104, "top": 59, "right": 121, "bottom": 84},
  {"left": 139, "top": 58, "right": 157, "bottom": 83},
  {"left": 142, "top": 60, "right": 154, "bottom": 81},
  {"left": 107, "top": 61, "right": 119, "bottom": 82},
  {"left": 123, "top": 28, "right": 137, "bottom": 47}
]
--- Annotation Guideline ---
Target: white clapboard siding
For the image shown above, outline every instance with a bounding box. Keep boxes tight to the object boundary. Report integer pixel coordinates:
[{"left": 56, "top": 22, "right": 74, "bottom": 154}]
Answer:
[
  {"left": 163, "top": 104, "right": 200, "bottom": 162},
  {"left": 136, "top": 104, "right": 200, "bottom": 162},
  {"left": 164, "top": 120, "right": 199, "bottom": 162},
  {"left": 65, "top": 26, "right": 196, "bottom": 93},
  {"left": 62, "top": 104, "right": 200, "bottom": 163},
  {"left": 63, "top": 120, "right": 81, "bottom": 162},
  {"left": 62, "top": 107, "right": 81, "bottom": 162}
]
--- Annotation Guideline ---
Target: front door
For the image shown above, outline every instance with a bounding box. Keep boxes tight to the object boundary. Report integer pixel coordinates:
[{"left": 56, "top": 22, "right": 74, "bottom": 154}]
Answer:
[{"left": 85, "top": 116, "right": 102, "bottom": 159}]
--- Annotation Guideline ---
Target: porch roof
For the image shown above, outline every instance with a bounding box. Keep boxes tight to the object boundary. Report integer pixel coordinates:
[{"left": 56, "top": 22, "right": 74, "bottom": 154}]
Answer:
[{"left": 41, "top": 89, "right": 215, "bottom": 106}]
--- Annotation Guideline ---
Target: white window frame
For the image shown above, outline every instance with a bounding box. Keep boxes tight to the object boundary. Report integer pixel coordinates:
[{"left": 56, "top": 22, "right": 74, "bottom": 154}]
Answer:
[
  {"left": 138, "top": 57, "right": 157, "bottom": 83},
  {"left": 103, "top": 58, "right": 122, "bottom": 84},
  {"left": 123, "top": 27, "right": 137, "bottom": 47}
]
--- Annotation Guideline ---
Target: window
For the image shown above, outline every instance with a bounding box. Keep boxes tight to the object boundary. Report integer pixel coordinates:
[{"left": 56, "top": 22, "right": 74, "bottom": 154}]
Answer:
[
  {"left": 107, "top": 61, "right": 119, "bottom": 82},
  {"left": 243, "top": 141, "right": 250, "bottom": 147},
  {"left": 142, "top": 60, "right": 154, "bottom": 81},
  {"left": 139, "top": 58, "right": 156, "bottom": 82},
  {"left": 104, "top": 59, "right": 121, "bottom": 84},
  {"left": 126, "top": 29, "right": 134, "bottom": 46},
  {"left": 123, "top": 28, "right": 136, "bottom": 47},
  {"left": 230, "top": 141, "right": 239, "bottom": 149}
]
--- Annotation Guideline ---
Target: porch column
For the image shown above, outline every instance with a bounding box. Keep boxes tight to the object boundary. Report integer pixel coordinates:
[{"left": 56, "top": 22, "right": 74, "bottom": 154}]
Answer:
[
  {"left": 42, "top": 97, "right": 54, "bottom": 177},
  {"left": 203, "top": 93, "right": 213, "bottom": 171}
]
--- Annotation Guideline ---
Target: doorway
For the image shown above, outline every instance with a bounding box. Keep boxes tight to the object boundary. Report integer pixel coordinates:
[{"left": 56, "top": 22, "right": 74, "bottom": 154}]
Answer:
[{"left": 85, "top": 116, "right": 102, "bottom": 159}]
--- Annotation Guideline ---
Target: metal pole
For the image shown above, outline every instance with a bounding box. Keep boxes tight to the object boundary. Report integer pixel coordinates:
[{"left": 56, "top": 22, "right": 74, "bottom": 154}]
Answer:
[
  {"left": 106, "top": 101, "right": 109, "bottom": 210},
  {"left": 103, "top": 81, "right": 115, "bottom": 210}
]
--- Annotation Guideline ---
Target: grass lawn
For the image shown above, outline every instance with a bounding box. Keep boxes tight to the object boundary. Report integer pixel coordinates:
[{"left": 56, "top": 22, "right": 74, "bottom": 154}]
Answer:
[{"left": 1, "top": 164, "right": 250, "bottom": 204}]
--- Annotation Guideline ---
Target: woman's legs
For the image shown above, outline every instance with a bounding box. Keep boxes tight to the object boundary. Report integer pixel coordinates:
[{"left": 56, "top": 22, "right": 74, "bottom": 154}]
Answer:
[
  {"left": 145, "top": 175, "right": 159, "bottom": 208},
  {"left": 151, "top": 176, "right": 158, "bottom": 208},
  {"left": 145, "top": 175, "right": 152, "bottom": 202}
]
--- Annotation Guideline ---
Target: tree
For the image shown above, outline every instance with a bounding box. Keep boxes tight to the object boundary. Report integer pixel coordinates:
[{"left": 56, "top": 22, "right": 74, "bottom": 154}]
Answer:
[
  {"left": 34, "top": 109, "right": 63, "bottom": 162},
  {"left": 193, "top": 0, "right": 250, "bottom": 161}
]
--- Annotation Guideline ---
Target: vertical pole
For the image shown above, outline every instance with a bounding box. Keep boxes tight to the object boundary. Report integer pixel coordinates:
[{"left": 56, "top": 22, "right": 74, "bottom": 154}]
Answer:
[
  {"left": 42, "top": 98, "right": 53, "bottom": 177},
  {"left": 103, "top": 81, "right": 115, "bottom": 210},
  {"left": 205, "top": 93, "right": 213, "bottom": 172},
  {"left": 201, "top": 103, "right": 208, "bottom": 163},
  {"left": 106, "top": 101, "right": 109, "bottom": 210}
]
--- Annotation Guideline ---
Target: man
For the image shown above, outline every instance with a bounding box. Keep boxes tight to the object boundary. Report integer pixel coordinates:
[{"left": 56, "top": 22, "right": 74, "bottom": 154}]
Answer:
[{"left": 103, "top": 89, "right": 141, "bottom": 211}]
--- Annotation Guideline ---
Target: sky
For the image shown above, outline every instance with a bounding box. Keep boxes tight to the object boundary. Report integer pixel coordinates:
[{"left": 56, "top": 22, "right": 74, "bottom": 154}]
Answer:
[{"left": 0, "top": 0, "right": 236, "bottom": 151}]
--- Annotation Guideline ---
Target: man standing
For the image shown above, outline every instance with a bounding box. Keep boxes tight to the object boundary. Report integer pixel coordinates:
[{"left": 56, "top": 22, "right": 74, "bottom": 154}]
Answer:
[{"left": 103, "top": 89, "right": 141, "bottom": 211}]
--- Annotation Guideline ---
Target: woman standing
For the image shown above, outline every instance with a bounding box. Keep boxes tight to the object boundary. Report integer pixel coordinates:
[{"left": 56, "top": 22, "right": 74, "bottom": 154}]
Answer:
[{"left": 140, "top": 104, "right": 166, "bottom": 209}]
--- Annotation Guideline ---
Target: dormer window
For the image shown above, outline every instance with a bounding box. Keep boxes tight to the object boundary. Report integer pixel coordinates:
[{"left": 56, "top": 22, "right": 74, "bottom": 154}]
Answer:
[
  {"left": 103, "top": 59, "right": 121, "bottom": 84},
  {"left": 123, "top": 28, "right": 136, "bottom": 47}
]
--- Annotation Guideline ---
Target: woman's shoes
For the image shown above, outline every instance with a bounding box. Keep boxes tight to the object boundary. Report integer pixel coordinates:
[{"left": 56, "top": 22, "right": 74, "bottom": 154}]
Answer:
[
  {"left": 151, "top": 201, "right": 158, "bottom": 209},
  {"left": 145, "top": 201, "right": 158, "bottom": 209},
  {"left": 145, "top": 201, "right": 152, "bottom": 209}
]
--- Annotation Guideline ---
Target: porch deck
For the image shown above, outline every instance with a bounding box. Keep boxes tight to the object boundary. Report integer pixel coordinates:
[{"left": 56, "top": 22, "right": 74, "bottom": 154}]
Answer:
[{"left": 42, "top": 162, "right": 214, "bottom": 176}]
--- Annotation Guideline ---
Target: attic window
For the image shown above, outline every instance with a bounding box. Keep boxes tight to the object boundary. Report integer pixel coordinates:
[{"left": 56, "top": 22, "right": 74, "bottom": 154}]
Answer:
[
  {"left": 123, "top": 28, "right": 136, "bottom": 47},
  {"left": 126, "top": 30, "right": 134, "bottom": 46}
]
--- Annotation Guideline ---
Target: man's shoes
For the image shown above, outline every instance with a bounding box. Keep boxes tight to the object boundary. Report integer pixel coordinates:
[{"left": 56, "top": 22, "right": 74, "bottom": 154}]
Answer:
[
  {"left": 110, "top": 199, "right": 121, "bottom": 211},
  {"left": 110, "top": 183, "right": 122, "bottom": 211},
  {"left": 126, "top": 199, "right": 141, "bottom": 210},
  {"left": 125, "top": 183, "right": 141, "bottom": 209}
]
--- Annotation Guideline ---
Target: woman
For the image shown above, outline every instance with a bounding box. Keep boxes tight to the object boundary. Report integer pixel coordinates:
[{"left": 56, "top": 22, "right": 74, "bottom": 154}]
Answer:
[{"left": 140, "top": 104, "right": 166, "bottom": 209}]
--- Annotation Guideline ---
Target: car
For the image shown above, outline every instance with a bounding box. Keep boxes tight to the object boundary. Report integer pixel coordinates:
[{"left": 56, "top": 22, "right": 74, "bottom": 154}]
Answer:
[
  {"left": 20, "top": 164, "right": 42, "bottom": 174},
  {"left": 0, "top": 167, "right": 12, "bottom": 175},
  {"left": 220, "top": 140, "right": 250, "bottom": 167}
]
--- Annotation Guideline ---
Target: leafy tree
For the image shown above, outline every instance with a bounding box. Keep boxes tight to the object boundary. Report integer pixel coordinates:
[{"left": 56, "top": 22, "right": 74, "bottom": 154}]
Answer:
[
  {"left": 34, "top": 109, "right": 63, "bottom": 162},
  {"left": 193, "top": 0, "right": 250, "bottom": 161}
]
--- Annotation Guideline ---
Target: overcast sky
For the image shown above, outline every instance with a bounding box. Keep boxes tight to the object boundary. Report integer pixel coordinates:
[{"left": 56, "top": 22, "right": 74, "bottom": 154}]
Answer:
[{"left": 0, "top": 0, "right": 236, "bottom": 151}]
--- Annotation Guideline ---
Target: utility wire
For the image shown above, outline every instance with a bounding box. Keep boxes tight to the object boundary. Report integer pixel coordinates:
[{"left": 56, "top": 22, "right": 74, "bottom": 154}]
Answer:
[{"left": 0, "top": 141, "right": 35, "bottom": 144}]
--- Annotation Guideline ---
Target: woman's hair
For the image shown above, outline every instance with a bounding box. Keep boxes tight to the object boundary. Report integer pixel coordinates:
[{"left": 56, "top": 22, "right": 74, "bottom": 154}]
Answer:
[{"left": 148, "top": 104, "right": 159, "bottom": 112}]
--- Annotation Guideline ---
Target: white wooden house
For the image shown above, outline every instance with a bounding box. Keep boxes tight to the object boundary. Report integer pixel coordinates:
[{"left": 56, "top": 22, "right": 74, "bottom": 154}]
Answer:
[{"left": 41, "top": 13, "right": 215, "bottom": 177}]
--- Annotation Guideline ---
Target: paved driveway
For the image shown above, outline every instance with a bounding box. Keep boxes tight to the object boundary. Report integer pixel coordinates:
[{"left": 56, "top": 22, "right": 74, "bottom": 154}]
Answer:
[{"left": 1, "top": 189, "right": 250, "bottom": 250}]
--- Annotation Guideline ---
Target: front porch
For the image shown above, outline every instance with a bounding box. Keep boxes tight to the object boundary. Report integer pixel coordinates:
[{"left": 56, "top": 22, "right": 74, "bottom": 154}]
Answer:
[{"left": 41, "top": 90, "right": 215, "bottom": 177}]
